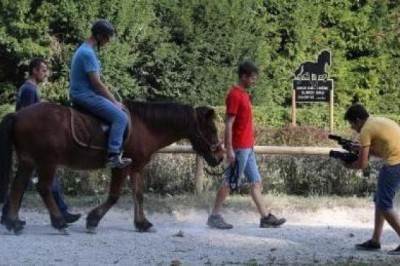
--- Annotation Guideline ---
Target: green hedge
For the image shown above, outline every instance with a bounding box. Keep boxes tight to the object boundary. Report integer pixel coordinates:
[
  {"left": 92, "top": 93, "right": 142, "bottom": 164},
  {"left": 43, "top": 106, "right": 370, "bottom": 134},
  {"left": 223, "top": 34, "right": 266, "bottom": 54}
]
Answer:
[
  {"left": 57, "top": 153, "right": 378, "bottom": 197},
  {"left": 0, "top": 104, "right": 13, "bottom": 118},
  {"left": 1, "top": 1, "right": 400, "bottom": 112}
]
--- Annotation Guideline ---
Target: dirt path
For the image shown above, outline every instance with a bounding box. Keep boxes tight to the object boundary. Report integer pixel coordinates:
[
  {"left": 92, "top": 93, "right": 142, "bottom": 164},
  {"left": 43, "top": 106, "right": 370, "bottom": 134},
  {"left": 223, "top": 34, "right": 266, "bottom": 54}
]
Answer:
[{"left": 0, "top": 205, "right": 399, "bottom": 265}]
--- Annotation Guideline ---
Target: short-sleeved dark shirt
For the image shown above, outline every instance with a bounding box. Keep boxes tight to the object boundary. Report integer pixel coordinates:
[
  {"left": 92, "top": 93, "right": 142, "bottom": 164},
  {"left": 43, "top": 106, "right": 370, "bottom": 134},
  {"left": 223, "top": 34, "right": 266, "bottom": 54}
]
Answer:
[{"left": 15, "top": 81, "right": 40, "bottom": 111}]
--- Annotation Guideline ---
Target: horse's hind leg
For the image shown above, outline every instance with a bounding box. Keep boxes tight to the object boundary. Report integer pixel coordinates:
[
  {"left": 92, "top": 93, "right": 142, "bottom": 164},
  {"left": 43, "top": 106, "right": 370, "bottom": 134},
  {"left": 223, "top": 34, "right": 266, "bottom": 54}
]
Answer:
[
  {"left": 129, "top": 171, "right": 152, "bottom": 232},
  {"left": 86, "top": 168, "right": 129, "bottom": 233},
  {"left": 36, "top": 164, "right": 67, "bottom": 232},
  {"left": 4, "top": 159, "right": 34, "bottom": 234}
]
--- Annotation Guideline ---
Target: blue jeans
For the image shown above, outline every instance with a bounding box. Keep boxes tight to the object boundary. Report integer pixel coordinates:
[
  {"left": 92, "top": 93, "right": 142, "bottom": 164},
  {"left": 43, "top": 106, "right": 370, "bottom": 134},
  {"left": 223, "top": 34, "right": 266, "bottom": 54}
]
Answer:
[
  {"left": 224, "top": 148, "right": 261, "bottom": 184},
  {"left": 71, "top": 91, "right": 128, "bottom": 154},
  {"left": 374, "top": 164, "right": 400, "bottom": 211},
  {"left": 2, "top": 177, "right": 68, "bottom": 218}
]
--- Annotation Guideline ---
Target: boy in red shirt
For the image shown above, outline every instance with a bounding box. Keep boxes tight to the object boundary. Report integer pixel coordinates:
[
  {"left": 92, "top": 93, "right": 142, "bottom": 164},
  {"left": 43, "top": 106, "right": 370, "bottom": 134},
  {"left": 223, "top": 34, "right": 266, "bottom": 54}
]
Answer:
[{"left": 207, "top": 61, "right": 286, "bottom": 229}]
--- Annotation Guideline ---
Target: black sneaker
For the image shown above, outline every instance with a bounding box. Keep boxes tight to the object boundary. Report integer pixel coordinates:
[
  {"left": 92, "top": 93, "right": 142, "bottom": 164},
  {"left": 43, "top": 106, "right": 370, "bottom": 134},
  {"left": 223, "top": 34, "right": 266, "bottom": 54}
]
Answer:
[
  {"left": 355, "top": 240, "right": 381, "bottom": 251},
  {"left": 260, "top": 214, "right": 286, "bottom": 228},
  {"left": 207, "top": 214, "right": 233, "bottom": 229},
  {"left": 388, "top": 245, "right": 400, "bottom": 255},
  {"left": 64, "top": 213, "right": 81, "bottom": 224},
  {"left": 0, "top": 216, "right": 26, "bottom": 226},
  {"left": 106, "top": 154, "right": 132, "bottom": 169}
]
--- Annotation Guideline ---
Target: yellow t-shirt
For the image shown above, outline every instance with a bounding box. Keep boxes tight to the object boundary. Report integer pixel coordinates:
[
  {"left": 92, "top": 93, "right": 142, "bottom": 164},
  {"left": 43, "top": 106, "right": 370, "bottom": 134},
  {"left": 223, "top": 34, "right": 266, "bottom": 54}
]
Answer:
[{"left": 359, "top": 117, "right": 400, "bottom": 165}]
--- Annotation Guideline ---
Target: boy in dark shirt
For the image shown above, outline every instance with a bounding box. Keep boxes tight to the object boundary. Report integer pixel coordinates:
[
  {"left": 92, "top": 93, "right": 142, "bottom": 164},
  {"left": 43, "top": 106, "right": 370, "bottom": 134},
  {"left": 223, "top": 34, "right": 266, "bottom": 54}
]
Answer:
[{"left": 1, "top": 58, "right": 81, "bottom": 225}]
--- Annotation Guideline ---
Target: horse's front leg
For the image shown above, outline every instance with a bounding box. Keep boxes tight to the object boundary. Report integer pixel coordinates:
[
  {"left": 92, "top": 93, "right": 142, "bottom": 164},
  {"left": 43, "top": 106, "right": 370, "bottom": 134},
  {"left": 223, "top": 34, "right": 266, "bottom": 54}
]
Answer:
[
  {"left": 129, "top": 171, "right": 152, "bottom": 232},
  {"left": 86, "top": 168, "right": 129, "bottom": 233},
  {"left": 4, "top": 160, "right": 34, "bottom": 234},
  {"left": 36, "top": 164, "right": 68, "bottom": 233}
]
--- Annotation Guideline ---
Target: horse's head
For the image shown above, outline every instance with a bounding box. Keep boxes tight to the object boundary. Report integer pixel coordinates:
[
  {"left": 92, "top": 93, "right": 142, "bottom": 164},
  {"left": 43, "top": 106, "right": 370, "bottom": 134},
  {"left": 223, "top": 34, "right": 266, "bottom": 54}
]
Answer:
[
  {"left": 318, "top": 50, "right": 331, "bottom": 66},
  {"left": 189, "top": 106, "right": 224, "bottom": 167}
]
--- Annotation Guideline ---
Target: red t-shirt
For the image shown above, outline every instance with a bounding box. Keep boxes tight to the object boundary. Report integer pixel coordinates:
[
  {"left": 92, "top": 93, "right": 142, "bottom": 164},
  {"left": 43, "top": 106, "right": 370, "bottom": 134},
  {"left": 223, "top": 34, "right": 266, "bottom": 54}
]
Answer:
[{"left": 226, "top": 86, "right": 254, "bottom": 148}]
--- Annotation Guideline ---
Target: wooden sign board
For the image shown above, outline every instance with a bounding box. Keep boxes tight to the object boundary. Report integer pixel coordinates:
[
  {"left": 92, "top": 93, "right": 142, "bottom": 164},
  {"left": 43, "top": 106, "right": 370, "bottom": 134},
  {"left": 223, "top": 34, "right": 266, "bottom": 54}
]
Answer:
[
  {"left": 294, "top": 79, "right": 333, "bottom": 102},
  {"left": 291, "top": 50, "right": 334, "bottom": 131}
]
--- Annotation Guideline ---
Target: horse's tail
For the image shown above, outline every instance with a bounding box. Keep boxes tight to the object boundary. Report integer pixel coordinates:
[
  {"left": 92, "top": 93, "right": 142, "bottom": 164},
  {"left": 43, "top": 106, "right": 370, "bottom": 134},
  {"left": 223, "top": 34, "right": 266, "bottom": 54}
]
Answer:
[
  {"left": 294, "top": 64, "right": 303, "bottom": 78},
  {"left": 0, "top": 113, "right": 16, "bottom": 203}
]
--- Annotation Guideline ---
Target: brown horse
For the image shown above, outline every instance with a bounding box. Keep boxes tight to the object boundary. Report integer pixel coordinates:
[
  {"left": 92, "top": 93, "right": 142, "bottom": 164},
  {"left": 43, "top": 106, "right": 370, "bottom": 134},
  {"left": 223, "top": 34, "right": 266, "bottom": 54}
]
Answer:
[{"left": 0, "top": 100, "right": 224, "bottom": 234}]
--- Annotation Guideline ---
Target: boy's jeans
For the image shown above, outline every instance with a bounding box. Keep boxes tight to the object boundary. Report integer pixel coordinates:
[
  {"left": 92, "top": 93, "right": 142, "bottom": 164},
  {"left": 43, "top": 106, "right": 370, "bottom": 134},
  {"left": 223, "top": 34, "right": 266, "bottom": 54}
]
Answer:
[{"left": 71, "top": 91, "right": 129, "bottom": 154}]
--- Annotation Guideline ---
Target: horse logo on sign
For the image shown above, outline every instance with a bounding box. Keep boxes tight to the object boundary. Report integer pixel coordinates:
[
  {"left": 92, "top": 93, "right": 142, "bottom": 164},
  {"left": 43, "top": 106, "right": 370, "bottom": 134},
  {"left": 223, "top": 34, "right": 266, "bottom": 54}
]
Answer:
[{"left": 294, "top": 50, "right": 331, "bottom": 87}]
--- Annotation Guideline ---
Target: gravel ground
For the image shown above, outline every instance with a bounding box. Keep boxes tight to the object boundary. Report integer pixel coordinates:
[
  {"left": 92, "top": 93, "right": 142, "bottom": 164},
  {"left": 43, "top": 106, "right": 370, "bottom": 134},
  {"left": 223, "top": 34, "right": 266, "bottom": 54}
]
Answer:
[{"left": 1, "top": 203, "right": 400, "bottom": 265}]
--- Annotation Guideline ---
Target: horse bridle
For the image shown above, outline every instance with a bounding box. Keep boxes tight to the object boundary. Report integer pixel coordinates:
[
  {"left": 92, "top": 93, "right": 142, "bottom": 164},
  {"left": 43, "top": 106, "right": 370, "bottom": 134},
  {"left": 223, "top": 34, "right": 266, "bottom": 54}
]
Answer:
[
  {"left": 192, "top": 109, "right": 223, "bottom": 154},
  {"left": 193, "top": 133, "right": 223, "bottom": 153}
]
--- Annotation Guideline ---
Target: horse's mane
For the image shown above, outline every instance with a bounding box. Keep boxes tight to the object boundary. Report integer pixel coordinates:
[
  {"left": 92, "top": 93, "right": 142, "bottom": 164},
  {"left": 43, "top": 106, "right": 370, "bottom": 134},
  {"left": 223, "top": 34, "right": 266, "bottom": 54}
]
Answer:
[{"left": 124, "top": 100, "right": 195, "bottom": 133}]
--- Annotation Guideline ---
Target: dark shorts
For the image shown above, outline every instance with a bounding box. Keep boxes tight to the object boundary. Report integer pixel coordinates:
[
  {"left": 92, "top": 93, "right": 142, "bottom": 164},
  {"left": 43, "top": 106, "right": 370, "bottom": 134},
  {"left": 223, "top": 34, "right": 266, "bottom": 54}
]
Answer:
[{"left": 374, "top": 164, "right": 400, "bottom": 210}]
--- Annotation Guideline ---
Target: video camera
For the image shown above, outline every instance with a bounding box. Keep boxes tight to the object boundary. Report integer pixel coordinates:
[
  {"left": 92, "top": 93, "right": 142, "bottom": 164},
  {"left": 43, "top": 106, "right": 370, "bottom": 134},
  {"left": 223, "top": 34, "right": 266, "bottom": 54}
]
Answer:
[{"left": 328, "top": 134, "right": 360, "bottom": 164}]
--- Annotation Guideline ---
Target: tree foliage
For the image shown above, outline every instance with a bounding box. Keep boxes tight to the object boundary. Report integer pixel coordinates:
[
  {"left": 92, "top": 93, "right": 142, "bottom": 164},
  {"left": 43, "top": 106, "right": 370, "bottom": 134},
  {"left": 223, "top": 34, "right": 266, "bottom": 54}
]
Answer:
[{"left": 0, "top": 0, "right": 399, "bottom": 118}]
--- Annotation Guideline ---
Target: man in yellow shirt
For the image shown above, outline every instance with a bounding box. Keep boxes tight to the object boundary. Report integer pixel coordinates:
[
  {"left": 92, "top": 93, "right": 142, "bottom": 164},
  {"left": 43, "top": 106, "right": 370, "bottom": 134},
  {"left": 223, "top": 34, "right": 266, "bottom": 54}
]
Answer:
[{"left": 343, "top": 104, "right": 400, "bottom": 254}]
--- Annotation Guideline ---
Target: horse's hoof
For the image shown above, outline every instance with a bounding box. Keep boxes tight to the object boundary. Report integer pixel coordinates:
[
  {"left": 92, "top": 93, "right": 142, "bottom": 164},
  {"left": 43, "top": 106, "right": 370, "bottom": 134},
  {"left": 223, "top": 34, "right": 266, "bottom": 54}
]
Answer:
[
  {"left": 5, "top": 223, "right": 12, "bottom": 232},
  {"left": 50, "top": 215, "right": 68, "bottom": 230},
  {"left": 13, "top": 227, "right": 24, "bottom": 235},
  {"left": 135, "top": 221, "right": 153, "bottom": 232},
  {"left": 135, "top": 227, "right": 156, "bottom": 233},
  {"left": 136, "top": 228, "right": 146, "bottom": 233},
  {"left": 86, "top": 212, "right": 101, "bottom": 230},
  {"left": 86, "top": 226, "right": 97, "bottom": 234},
  {"left": 13, "top": 223, "right": 25, "bottom": 235},
  {"left": 6, "top": 220, "right": 25, "bottom": 234},
  {"left": 57, "top": 228, "right": 69, "bottom": 235}
]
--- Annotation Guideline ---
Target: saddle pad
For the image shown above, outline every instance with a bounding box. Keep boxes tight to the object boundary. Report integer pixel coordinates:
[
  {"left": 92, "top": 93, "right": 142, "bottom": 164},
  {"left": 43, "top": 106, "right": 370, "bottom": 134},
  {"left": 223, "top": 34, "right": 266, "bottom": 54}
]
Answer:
[{"left": 70, "top": 108, "right": 107, "bottom": 151}]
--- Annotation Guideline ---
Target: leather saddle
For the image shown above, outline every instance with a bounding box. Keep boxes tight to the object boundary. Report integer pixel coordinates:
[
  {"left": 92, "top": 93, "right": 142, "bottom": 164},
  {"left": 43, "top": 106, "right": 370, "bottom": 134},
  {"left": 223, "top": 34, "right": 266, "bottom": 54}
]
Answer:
[{"left": 69, "top": 105, "right": 131, "bottom": 151}]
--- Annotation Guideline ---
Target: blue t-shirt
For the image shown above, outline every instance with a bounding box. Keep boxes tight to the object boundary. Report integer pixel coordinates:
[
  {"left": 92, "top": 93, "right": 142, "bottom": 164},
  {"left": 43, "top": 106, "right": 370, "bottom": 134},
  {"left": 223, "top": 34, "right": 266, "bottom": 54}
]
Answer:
[
  {"left": 15, "top": 81, "right": 40, "bottom": 111},
  {"left": 69, "top": 43, "right": 100, "bottom": 97}
]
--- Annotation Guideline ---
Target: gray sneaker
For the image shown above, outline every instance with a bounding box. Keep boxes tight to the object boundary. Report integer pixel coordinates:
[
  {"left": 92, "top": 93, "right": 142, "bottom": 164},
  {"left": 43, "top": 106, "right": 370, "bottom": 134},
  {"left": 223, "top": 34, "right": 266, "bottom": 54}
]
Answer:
[
  {"left": 260, "top": 214, "right": 286, "bottom": 228},
  {"left": 207, "top": 214, "right": 233, "bottom": 229}
]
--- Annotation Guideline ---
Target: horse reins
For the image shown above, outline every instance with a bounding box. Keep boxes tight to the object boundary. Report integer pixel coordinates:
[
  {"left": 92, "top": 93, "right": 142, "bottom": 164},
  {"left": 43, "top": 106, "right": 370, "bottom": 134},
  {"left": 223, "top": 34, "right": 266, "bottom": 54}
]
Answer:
[
  {"left": 204, "top": 160, "right": 240, "bottom": 191},
  {"left": 192, "top": 108, "right": 242, "bottom": 190}
]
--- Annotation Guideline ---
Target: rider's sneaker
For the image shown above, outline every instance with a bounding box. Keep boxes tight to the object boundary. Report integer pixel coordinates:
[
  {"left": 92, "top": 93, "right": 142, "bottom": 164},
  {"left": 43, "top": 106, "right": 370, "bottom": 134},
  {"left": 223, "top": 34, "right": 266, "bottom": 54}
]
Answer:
[
  {"left": 106, "top": 154, "right": 132, "bottom": 169},
  {"left": 260, "top": 213, "right": 286, "bottom": 228},
  {"left": 207, "top": 214, "right": 233, "bottom": 229}
]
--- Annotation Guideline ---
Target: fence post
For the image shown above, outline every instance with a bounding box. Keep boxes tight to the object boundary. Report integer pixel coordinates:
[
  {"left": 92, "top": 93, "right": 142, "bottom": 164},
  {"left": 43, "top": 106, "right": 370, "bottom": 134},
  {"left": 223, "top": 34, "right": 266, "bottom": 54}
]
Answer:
[{"left": 195, "top": 155, "right": 204, "bottom": 194}]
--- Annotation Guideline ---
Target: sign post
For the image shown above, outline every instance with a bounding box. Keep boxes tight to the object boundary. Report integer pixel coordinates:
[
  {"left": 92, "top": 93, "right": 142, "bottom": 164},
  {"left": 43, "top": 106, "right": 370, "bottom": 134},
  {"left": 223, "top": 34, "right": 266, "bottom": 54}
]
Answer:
[{"left": 292, "top": 50, "right": 334, "bottom": 131}]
